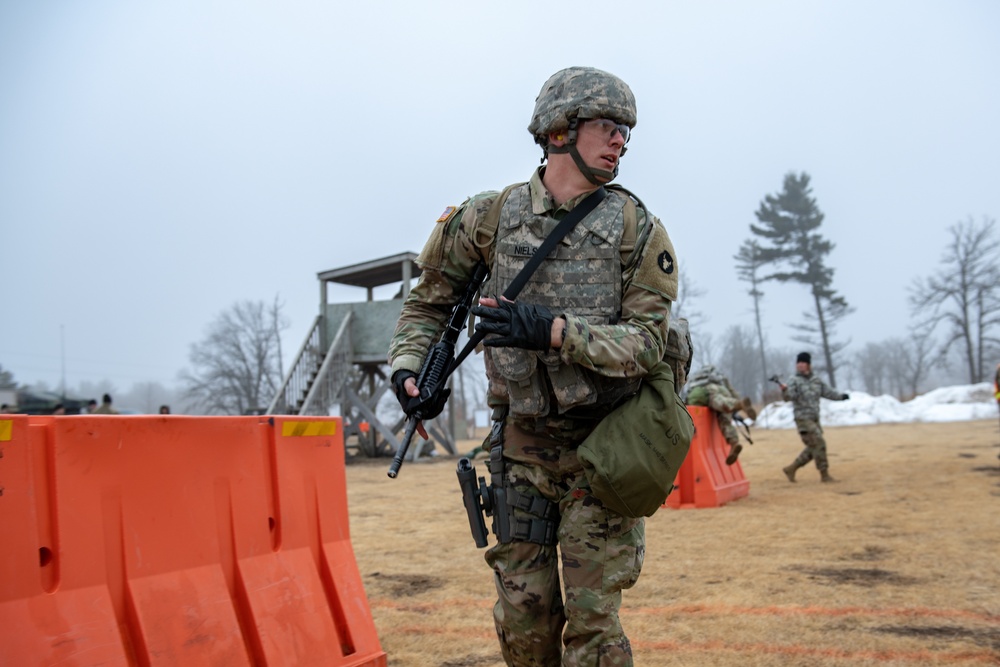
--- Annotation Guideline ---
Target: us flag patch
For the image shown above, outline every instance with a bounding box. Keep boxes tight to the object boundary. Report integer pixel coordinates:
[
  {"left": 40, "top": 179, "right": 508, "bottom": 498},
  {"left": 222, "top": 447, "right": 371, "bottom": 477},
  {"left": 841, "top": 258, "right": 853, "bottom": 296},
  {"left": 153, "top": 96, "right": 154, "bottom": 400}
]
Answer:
[{"left": 436, "top": 206, "right": 458, "bottom": 223}]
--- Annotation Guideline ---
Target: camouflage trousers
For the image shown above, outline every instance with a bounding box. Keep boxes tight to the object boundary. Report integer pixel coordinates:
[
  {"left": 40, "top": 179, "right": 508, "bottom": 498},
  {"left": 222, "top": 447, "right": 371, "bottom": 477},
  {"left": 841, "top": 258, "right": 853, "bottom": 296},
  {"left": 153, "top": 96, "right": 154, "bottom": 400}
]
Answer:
[
  {"left": 792, "top": 419, "right": 829, "bottom": 472},
  {"left": 484, "top": 421, "right": 645, "bottom": 667},
  {"left": 686, "top": 384, "right": 740, "bottom": 446}
]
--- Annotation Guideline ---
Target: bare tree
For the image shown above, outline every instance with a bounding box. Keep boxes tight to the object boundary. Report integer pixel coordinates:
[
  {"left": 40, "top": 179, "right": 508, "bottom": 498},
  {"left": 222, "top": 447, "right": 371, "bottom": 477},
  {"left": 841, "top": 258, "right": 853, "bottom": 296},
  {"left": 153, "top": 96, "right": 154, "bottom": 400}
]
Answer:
[
  {"left": 673, "top": 269, "right": 707, "bottom": 334},
  {"left": 854, "top": 341, "right": 890, "bottom": 396},
  {"left": 910, "top": 216, "right": 1000, "bottom": 384},
  {"left": 715, "top": 325, "right": 762, "bottom": 399},
  {"left": 690, "top": 328, "right": 716, "bottom": 372},
  {"left": 882, "top": 339, "right": 910, "bottom": 399},
  {"left": 181, "top": 299, "right": 289, "bottom": 414},
  {"left": 898, "top": 323, "right": 936, "bottom": 397}
]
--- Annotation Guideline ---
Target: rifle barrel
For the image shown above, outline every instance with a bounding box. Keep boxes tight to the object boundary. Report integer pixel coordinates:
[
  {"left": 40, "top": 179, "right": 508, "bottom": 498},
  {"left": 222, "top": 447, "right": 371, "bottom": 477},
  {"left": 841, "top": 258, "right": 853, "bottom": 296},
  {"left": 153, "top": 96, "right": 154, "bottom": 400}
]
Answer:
[{"left": 387, "top": 417, "right": 419, "bottom": 478}]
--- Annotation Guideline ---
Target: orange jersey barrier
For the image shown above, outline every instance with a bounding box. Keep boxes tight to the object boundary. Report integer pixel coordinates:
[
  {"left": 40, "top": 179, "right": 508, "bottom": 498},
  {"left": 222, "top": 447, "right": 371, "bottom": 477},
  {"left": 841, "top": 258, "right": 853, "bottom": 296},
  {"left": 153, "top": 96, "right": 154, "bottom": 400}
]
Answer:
[
  {"left": 0, "top": 414, "right": 386, "bottom": 667},
  {"left": 664, "top": 406, "right": 750, "bottom": 509}
]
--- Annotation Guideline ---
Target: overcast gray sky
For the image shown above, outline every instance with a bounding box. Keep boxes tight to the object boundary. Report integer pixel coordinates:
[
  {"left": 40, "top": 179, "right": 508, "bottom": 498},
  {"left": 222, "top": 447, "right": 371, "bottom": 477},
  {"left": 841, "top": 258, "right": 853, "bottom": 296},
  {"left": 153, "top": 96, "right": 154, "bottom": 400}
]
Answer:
[{"left": 1, "top": 0, "right": 998, "bottom": 393}]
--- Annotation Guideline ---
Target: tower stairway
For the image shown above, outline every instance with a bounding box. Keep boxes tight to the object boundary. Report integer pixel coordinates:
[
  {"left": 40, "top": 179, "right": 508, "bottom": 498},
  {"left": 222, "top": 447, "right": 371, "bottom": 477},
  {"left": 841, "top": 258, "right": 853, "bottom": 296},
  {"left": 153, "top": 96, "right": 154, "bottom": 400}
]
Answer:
[{"left": 267, "top": 253, "right": 456, "bottom": 461}]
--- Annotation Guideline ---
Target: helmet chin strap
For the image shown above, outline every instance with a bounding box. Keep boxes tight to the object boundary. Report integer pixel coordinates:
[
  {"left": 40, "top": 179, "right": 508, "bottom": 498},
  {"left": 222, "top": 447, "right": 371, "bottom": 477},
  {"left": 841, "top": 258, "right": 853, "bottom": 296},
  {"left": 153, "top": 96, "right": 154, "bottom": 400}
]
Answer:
[
  {"left": 547, "top": 143, "right": 618, "bottom": 185},
  {"left": 546, "top": 120, "right": 620, "bottom": 185},
  {"left": 569, "top": 145, "right": 617, "bottom": 184}
]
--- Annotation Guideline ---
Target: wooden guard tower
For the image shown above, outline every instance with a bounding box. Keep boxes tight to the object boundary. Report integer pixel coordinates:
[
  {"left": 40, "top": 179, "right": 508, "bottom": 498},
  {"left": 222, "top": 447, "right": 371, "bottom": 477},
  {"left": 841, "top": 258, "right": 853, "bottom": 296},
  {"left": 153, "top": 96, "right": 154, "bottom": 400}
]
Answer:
[{"left": 266, "top": 252, "right": 457, "bottom": 460}]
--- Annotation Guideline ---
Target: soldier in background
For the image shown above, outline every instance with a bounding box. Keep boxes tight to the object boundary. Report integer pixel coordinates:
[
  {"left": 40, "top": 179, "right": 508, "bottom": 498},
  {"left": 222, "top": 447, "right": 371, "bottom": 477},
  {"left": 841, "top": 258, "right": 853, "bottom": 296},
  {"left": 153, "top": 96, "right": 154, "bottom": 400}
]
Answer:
[
  {"left": 93, "top": 393, "right": 119, "bottom": 414},
  {"left": 685, "top": 365, "right": 756, "bottom": 465},
  {"left": 389, "top": 67, "right": 678, "bottom": 666},
  {"left": 778, "top": 352, "right": 849, "bottom": 483}
]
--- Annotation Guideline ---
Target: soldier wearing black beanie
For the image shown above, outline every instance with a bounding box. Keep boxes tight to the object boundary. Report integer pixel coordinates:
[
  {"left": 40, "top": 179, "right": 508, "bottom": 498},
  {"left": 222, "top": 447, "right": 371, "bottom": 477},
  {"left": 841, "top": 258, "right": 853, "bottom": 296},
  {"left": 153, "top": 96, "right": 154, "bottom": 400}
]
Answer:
[{"left": 777, "top": 351, "right": 848, "bottom": 482}]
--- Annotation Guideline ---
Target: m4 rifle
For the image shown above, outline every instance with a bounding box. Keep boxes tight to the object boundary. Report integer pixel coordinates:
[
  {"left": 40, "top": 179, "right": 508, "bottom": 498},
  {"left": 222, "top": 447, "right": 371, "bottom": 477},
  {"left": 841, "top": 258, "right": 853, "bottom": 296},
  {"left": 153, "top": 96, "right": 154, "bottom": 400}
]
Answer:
[{"left": 387, "top": 261, "right": 489, "bottom": 478}]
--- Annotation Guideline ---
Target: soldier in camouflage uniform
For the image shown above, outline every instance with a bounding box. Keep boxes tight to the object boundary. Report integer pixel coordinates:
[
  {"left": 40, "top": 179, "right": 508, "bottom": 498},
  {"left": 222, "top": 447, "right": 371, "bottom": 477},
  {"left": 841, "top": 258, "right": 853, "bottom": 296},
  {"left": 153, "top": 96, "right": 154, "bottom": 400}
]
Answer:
[
  {"left": 778, "top": 352, "right": 850, "bottom": 483},
  {"left": 388, "top": 67, "right": 678, "bottom": 666},
  {"left": 685, "top": 365, "right": 756, "bottom": 465}
]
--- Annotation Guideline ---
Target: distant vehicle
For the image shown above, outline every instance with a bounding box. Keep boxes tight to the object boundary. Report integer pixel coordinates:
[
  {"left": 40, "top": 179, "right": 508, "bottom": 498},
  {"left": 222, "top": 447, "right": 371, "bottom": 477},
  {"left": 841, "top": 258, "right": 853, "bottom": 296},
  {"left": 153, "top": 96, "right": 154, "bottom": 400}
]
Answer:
[{"left": 12, "top": 390, "right": 88, "bottom": 415}]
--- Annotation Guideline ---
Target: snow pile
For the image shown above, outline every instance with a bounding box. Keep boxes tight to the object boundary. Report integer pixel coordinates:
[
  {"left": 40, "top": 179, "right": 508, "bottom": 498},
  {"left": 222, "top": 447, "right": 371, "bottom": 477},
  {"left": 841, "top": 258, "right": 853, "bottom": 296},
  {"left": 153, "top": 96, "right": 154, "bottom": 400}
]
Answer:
[{"left": 755, "top": 382, "right": 998, "bottom": 429}]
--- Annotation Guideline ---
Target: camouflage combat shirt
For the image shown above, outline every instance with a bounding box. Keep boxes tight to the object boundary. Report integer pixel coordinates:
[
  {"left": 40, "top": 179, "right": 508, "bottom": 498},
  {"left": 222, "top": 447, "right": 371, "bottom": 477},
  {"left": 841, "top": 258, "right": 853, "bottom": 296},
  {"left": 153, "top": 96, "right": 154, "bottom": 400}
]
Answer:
[
  {"left": 782, "top": 370, "right": 845, "bottom": 423},
  {"left": 388, "top": 167, "right": 678, "bottom": 427}
]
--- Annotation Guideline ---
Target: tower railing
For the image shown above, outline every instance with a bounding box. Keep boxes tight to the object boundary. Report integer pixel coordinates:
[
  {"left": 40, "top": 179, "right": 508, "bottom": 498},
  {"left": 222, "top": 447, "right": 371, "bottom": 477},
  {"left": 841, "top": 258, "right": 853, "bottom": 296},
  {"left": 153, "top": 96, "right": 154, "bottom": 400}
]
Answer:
[
  {"left": 299, "top": 315, "right": 354, "bottom": 416},
  {"left": 266, "top": 316, "right": 323, "bottom": 415}
]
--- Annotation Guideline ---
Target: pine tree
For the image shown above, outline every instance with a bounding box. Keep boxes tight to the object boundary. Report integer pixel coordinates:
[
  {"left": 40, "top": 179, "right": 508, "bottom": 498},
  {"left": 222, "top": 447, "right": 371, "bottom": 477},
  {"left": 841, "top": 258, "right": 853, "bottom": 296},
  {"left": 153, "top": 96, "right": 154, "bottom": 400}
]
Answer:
[{"left": 750, "top": 172, "right": 852, "bottom": 386}]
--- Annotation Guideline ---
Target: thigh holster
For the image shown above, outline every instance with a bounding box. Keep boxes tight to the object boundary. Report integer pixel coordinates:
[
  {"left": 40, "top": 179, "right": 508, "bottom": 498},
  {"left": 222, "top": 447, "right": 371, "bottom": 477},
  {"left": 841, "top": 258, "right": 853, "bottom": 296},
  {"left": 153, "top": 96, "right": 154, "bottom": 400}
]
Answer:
[{"left": 488, "top": 408, "right": 559, "bottom": 546}]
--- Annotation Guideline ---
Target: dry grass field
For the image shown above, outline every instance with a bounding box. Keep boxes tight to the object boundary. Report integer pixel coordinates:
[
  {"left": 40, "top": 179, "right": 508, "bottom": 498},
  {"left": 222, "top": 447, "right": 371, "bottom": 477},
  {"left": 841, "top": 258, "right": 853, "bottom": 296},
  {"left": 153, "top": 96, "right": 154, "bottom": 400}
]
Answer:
[{"left": 346, "top": 419, "right": 1000, "bottom": 666}]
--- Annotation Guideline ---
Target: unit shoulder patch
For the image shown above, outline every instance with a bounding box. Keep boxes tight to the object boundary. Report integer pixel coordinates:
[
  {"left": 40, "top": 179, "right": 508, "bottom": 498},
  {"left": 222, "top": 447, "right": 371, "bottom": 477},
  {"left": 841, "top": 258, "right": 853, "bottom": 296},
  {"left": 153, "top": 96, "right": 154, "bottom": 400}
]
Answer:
[
  {"left": 632, "top": 221, "right": 679, "bottom": 301},
  {"left": 657, "top": 249, "right": 674, "bottom": 274}
]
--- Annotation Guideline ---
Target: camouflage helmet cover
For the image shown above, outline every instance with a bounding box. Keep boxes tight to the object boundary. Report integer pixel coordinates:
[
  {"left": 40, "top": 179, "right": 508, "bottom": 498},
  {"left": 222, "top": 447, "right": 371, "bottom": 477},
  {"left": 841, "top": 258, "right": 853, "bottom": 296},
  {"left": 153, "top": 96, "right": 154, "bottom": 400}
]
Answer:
[{"left": 528, "top": 66, "right": 637, "bottom": 139}]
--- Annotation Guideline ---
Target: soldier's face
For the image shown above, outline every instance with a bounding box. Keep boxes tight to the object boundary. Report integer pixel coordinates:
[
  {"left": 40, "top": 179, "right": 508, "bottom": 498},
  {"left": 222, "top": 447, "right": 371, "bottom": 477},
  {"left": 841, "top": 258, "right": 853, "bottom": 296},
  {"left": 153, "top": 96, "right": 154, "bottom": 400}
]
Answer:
[
  {"left": 576, "top": 118, "right": 627, "bottom": 177},
  {"left": 796, "top": 361, "right": 810, "bottom": 373}
]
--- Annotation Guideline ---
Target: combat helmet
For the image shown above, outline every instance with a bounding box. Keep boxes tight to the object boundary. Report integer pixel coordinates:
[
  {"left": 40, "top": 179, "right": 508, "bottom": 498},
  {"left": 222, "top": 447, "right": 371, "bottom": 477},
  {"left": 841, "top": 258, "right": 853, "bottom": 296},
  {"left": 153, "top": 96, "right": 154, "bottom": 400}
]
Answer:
[{"left": 528, "top": 66, "right": 636, "bottom": 184}]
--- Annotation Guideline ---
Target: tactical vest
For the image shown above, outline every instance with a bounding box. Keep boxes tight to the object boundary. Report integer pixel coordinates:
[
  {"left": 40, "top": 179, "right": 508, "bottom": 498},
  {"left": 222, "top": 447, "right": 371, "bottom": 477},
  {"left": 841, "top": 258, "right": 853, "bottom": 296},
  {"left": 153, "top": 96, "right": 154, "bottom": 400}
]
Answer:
[{"left": 481, "top": 184, "right": 642, "bottom": 420}]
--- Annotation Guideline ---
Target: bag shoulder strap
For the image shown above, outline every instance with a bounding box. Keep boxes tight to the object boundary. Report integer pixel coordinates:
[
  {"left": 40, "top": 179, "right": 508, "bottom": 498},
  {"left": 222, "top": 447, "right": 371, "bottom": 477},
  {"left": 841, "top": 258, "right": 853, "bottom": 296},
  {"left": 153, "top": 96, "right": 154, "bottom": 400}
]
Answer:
[
  {"left": 606, "top": 184, "right": 651, "bottom": 269},
  {"left": 471, "top": 182, "right": 524, "bottom": 266}
]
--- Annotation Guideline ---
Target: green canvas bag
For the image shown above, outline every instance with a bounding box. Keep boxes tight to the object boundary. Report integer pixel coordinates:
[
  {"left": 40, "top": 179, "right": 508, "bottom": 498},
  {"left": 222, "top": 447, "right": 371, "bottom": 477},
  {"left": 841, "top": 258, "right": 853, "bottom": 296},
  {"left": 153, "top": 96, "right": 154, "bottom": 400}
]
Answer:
[{"left": 577, "top": 360, "right": 694, "bottom": 518}]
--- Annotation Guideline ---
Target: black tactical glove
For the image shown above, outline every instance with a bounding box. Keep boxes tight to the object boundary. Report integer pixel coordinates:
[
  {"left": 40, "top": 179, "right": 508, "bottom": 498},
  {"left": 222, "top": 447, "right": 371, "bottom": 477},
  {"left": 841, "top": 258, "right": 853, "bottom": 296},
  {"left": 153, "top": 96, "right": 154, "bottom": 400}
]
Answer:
[
  {"left": 472, "top": 300, "right": 555, "bottom": 350},
  {"left": 391, "top": 370, "right": 450, "bottom": 419},
  {"left": 841, "top": 393, "right": 850, "bottom": 401},
  {"left": 409, "top": 386, "right": 451, "bottom": 420},
  {"left": 392, "top": 370, "right": 417, "bottom": 410}
]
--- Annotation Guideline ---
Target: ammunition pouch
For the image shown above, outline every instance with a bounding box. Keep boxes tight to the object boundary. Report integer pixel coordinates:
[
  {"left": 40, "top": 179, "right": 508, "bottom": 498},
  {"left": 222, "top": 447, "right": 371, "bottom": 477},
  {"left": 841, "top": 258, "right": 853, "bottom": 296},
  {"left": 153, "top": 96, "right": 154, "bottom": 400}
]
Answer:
[{"left": 504, "top": 488, "right": 559, "bottom": 545}]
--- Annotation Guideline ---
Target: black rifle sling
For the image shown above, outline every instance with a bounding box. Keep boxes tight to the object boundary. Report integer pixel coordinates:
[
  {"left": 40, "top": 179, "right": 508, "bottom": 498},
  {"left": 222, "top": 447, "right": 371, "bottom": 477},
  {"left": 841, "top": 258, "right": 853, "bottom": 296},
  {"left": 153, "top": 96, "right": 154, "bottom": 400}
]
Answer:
[{"left": 447, "top": 186, "right": 608, "bottom": 376}]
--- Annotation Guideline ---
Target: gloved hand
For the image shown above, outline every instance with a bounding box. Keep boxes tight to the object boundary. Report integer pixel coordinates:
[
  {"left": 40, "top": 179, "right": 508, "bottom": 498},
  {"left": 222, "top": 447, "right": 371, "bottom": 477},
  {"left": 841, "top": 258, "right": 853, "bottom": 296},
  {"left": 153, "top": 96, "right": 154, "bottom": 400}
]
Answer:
[
  {"left": 472, "top": 299, "right": 554, "bottom": 350},
  {"left": 392, "top": 370, "right": 417, "bottom": 410},
  {"left": 409, "top": 386, "right": 451, "bottom": 420},
  {"left": 391, "top": 370, "right": 451, "bottom": 419},
  {"left": 841, "top": 393, "right": 850, "bottom": 401}
]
